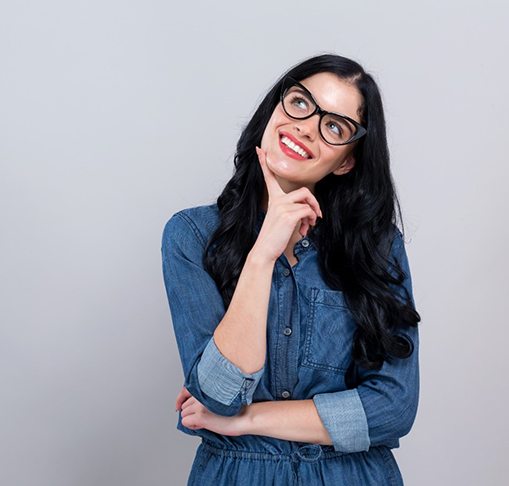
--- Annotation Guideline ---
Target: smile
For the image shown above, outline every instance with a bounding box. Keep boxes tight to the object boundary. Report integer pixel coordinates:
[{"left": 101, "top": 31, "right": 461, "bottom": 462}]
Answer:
[{"left": 278, "top": 133, "right": 312, "bottom": 160}]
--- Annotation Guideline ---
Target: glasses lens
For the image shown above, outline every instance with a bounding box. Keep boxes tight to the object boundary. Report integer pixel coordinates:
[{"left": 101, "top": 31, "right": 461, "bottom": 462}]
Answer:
[
  {"left": 282, "top": 85, "right": 316, "bottom": 118},
  {"left": 320, "top": 113, "right": 357, "bottom": 145}
]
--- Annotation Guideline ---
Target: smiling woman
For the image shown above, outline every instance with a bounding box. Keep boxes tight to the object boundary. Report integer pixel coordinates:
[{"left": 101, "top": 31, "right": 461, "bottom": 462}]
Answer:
[{"left": 161, "top": 53, "right": 421, "bottom": 486}]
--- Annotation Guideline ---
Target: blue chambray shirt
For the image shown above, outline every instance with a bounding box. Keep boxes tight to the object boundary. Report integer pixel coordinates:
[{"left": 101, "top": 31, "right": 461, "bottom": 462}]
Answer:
[{"left": 161, "top": 202, "right": 419, "bottom": 454}]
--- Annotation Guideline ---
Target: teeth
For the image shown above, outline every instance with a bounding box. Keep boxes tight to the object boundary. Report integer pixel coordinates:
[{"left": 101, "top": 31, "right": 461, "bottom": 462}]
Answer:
[{"left": 281, "top": 136, "right": 309, "bottom": 158}]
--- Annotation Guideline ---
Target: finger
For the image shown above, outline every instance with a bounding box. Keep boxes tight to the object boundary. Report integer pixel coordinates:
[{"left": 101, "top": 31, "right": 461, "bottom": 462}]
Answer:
[
  {"left": 182, "top": 414, "right": 201, "bottom": 430},
  {"left": 256, "top": 146, "right": 282, "bottom": 195},
  {"left": 175, "top": 386, "right": 190, "bottom": 409},
  {"left": 255, "top": 146, "right": 286, "bottom": 197},
  {"left": 286, "top": 202, "right": 319, "bottom": 227},
  {"left": 301, "top": 215, "right": 317, "bottom": 237},
  {"left": 300, "top": 213, "right": 316, "bottom": 237},
  {"left": 175, "top": 386, "right": 191, "bottom": 411},
  {"left": 181, "top": 406, "right": 197, "bottom": 419},
  {"left": 288, "top": 205, "right": 319, "bottom": 233},
  {"left": 287, "top": 188, "right": 323, "bottom": 219},
  {"left": 181, "top": 396, "right": 195, "bottom": 411},
  {"left": 300, "top": 220, "right": 309, "bottom": 238},
  {"left": 181, "top": 401, "right": 196, "bottom": 418}
]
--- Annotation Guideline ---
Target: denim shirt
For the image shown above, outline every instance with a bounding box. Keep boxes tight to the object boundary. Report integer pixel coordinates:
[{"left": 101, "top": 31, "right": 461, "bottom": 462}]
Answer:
[{"left": 161, "top": 202, "right": 419, "bottom": 454}]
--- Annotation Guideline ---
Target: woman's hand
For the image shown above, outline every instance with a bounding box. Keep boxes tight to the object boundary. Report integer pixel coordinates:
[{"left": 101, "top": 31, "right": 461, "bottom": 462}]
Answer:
[
  {"left": 175, "top": 386, "right": 249, "bottom": 437},
  {"left": 254, "top": 146, "right": 323, "bottom": 263}
]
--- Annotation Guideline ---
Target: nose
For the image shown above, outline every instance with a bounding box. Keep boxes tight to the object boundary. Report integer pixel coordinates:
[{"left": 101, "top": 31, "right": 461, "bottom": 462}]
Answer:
[{"left": 293, "top": 114, "right": 319, "bottom": 141}]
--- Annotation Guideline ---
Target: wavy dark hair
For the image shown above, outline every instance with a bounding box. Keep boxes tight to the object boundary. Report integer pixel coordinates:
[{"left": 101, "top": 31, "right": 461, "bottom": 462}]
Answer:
[{"left": 202, "top": 53, "right": 421, "bottom": 385}]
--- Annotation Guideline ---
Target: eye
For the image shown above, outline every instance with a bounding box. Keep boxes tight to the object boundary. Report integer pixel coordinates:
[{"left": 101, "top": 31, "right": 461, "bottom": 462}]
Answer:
[
  {"left": 326, "top": 120, "right": 342, "bottom": 135},
  {"left": 289, "top": 94, "right": 309, "bottom": 110}
]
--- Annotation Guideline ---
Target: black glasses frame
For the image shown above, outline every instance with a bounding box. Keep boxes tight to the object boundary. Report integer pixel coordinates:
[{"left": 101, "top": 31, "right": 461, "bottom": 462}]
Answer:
[{"left": 280, "top": 76, "right": 367, "bottom": 146}]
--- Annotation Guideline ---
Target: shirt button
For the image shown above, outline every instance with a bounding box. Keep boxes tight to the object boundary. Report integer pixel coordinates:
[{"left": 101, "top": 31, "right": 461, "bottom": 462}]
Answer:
[
  {"left": 282, "top": 268, "right": 291, "bottom": 277},
  {"left": 281, "top": 390, "right": 291, "bottom": 399},
  {"left": 283, "top": 327, "right": 292, "bottom": 336},
  {"left": 301, "top": 238, "right": 310, "bottom": 247}
]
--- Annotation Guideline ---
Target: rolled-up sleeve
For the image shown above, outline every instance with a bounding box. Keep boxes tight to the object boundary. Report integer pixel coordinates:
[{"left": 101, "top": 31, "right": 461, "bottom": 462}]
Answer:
[
  {"left": 313, "top": 388, "right": 370, "bottom": 452},
  {"left": 312, "top": 229, "right": 420, "bottom": 452},
  {"left": 161, "top": 211, "right": 265, "bottom": 417}
]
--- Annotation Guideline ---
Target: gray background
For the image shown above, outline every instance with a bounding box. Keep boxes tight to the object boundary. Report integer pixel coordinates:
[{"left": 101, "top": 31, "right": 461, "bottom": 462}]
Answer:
[{"left": 1, "top": 1, "right": 507, "bottom": 485}]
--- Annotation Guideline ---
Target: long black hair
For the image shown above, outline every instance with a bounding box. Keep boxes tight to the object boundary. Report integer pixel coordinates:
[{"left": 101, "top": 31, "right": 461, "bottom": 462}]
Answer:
[{"left": 202, "top": 53, "right": 420, "bottom": 383}]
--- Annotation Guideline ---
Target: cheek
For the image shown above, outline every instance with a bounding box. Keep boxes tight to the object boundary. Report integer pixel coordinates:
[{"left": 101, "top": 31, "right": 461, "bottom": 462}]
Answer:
[
  {"left": 318, "top": 149, "right": 337, "bottom": 167},
  {"left": 323, "top": 146, "right": 348, "bottom": 165},
  {"left": 261, "top": 115, "right": 282, "bottom": 150},
  {"left": 260, "top": 128, "right": 271, "bottom": 151}
]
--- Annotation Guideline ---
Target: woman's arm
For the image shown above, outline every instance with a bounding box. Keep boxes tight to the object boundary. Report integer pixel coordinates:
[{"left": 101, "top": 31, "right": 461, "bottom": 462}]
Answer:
[
  {"left": 241, "top": 399, "right": 333, "bottom": 446},
  {"left": 162, "top": 210, "right": 274, "bottom": 417},
  {"left": 212, "top": 249, "right": 274, "bottom": 375},
  {"left": 238, "top": 330, "right": 418, "bottom": 453},
  {"left": 239, "top": 231, "right": 419, "bottom": 454},
  {"left": 175, "top": 385, "right": 332, "bottom": 446}
]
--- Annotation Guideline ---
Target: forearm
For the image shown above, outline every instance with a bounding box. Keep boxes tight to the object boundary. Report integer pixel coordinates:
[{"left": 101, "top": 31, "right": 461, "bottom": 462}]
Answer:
[
  {"left": 242, "top": 399, "right": 333, "bottom": 446},
  {"left": 213, "top": 248, "right": 275, "bottom": 374}
]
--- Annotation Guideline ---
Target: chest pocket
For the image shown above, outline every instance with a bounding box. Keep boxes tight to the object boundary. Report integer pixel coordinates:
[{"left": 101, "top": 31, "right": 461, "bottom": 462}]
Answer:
[{"left": 300, "top": 285, "right": 357, "bottom": 374}]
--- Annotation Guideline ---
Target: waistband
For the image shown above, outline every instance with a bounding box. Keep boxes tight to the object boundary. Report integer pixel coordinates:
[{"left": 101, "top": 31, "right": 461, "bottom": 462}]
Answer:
[{"left": 200, "top": 438, "right": 347, "bottom": 463}]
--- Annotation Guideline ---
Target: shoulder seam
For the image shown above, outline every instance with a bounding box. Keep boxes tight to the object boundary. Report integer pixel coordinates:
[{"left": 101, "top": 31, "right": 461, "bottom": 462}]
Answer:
[{"left": 174, "top": 211, "right": 207, "bottom": 249}]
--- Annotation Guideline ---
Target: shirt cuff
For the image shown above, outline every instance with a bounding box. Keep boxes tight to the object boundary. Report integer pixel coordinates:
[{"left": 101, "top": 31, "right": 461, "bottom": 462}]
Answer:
[
  {"left": 197, "top": 335, "right": 265, "bottom": 406},
  {"left": 313, "top": 389, "right": 371, "bottom": 453}
]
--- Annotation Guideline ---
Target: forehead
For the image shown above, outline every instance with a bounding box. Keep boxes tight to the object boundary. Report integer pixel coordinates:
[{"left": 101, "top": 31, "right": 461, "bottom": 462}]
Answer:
[{"left": 298, "top": 72, "right": 363, "bottom": 122}]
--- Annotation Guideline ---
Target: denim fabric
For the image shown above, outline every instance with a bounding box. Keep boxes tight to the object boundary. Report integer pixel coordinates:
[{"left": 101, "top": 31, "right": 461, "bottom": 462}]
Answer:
[
  {"left": 197, "top": 336, "right": 265, "bottom": 406},
  {"left": 161, "top": 202, "right": 419, "bottom": 486}
]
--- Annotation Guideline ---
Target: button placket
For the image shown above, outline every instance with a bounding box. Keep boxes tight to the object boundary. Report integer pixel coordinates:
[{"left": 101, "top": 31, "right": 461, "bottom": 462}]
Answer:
[{"left": 274, "top": 269, "right": 297, "bottom": 404}]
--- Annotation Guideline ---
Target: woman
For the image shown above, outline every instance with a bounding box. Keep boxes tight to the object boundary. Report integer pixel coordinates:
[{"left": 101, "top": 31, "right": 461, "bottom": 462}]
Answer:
[{"left": 161, "top": 53, "right": 421, "bottom": 485}]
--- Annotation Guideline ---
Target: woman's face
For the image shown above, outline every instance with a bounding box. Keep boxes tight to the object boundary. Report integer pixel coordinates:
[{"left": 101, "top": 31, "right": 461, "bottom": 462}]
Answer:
[{"left": 260, "top": 71, "right": 364, "bottom": 194}]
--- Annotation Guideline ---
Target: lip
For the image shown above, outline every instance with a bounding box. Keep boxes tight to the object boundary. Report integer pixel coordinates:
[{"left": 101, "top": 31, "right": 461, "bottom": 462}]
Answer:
[{"left": 278, "top": 130, "right": 315, "bottom": 159}]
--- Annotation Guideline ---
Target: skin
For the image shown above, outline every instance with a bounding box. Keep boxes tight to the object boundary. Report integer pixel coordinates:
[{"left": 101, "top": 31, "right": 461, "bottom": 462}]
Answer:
[{"left": 176, "top": 72, "right": 364, "bottom": 445}]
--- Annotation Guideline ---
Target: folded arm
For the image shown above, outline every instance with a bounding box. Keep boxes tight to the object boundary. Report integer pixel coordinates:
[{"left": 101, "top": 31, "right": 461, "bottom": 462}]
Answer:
[
  {"left": 242, "top": 230, "right": 420, "bottom": 453},
  {"left": 242, "top": 331, "right": 418, "bottom": 452},
  {"left": 162, "top": 211, "right": 267, "bottom": 416}
]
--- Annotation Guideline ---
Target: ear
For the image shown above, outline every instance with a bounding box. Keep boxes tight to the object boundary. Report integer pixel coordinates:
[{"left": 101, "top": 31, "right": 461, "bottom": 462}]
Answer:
[{"left": 332, "top": 153, "right": 356, "bottom": 176}]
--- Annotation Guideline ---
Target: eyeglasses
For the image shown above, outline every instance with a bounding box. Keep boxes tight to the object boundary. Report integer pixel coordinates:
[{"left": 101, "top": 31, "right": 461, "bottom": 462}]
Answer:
[{"left": 280, "top": 76, "right": 367, "bottom": 146}]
